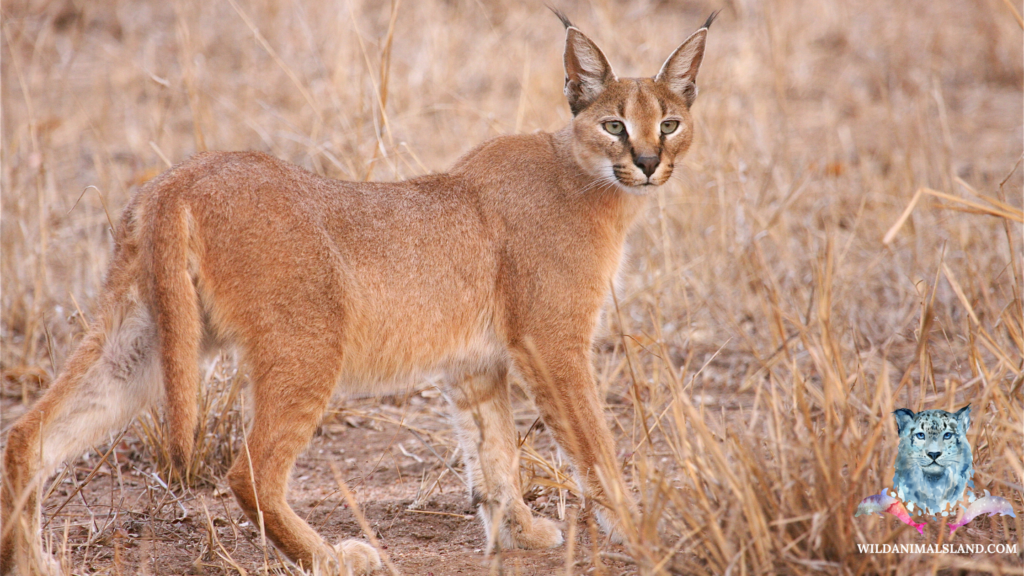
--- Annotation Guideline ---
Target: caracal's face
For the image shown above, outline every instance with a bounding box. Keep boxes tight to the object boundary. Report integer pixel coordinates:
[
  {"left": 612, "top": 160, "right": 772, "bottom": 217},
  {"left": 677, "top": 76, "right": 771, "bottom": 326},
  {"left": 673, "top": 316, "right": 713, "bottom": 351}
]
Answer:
[
  {"left": 560, "top": 16, "right": 710, "bottom": 194},
  {"left": 572, "top": 78, "right": 694, "bottom": 191}
]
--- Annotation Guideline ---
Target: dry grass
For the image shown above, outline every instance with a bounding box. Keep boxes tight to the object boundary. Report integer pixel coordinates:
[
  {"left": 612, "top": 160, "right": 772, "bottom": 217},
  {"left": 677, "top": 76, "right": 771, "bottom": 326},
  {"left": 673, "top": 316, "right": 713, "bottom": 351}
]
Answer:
[{"left": 2, "top": 0, "right": 1022, "bottom": 574}]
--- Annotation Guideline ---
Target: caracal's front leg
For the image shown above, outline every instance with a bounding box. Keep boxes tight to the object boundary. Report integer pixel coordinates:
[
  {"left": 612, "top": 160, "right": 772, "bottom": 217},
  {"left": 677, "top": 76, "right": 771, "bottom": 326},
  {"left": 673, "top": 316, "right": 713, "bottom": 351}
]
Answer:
[
  {"left": 445, "top": 369, "right": 562, "bottom": 551},
  {"left": 511, "top": 341, "right": 636, "bottom": 542}
]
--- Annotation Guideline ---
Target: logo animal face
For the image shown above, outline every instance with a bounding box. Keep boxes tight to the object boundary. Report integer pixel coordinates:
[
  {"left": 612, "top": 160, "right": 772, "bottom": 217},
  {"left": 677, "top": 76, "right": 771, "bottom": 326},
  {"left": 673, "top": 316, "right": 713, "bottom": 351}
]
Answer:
[
  {"left": 893, "top": 405, "right": 973, "bottom": 515},
  {"left": 896, "top": 406, "right": 970, "bottom": 474}
]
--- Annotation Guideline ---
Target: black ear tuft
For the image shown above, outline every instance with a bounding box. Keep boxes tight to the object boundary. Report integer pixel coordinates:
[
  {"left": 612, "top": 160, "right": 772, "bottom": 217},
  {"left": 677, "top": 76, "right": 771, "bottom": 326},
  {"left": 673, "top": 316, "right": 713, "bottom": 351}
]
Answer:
[
  {"left": 893, "top": 408, "right": 916, "bottom": 435},
  {"left": 702, "top": 10, "right": 720, "bottom": 30},
  {"left": 548, "top": 6, "right": 574, "bottom": 30}
]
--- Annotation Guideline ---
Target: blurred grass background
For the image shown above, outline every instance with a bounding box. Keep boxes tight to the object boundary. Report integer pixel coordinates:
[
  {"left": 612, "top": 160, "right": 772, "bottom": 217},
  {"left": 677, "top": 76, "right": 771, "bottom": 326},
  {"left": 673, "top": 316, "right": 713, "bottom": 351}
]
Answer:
[{"left": 2, "top": 0, "right": 1022, "bottom": 573}]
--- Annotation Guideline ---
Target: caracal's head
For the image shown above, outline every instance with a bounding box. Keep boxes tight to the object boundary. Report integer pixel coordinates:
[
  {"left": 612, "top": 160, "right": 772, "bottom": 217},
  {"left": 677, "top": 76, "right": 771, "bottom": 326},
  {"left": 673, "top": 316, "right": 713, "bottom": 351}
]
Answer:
[{"left": 559, "top": 12, "right": 715, "bottom": 193}]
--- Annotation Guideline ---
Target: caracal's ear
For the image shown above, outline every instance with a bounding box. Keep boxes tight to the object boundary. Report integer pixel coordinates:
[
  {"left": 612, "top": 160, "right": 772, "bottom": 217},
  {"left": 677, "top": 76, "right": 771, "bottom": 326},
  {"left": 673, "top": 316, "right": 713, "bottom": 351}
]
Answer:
[
  {"left": 893, "top": 408, "right": 916, "bottom": 435},
  {"left": 655, "top": 11, "right": 718, "bottom": 108},
  {"left": 556, "top": 10, "right": 616, "bottom": 115}
]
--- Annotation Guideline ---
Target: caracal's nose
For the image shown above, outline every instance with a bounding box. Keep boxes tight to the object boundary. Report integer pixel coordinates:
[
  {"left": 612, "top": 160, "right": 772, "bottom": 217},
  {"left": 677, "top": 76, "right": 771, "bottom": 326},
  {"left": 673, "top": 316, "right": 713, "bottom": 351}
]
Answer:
[{"left": 635, "top": 155, "right": 659, "bottom": 178}]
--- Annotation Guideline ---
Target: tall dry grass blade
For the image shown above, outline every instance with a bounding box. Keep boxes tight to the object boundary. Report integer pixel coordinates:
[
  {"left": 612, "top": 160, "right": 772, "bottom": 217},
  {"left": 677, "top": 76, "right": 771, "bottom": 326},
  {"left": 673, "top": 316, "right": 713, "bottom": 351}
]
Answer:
[
  {"left": 67, "top": 185, "right": 116, "bottom": 234},
  {"left": 954, "top": 176, "right": 1023, "bottom": 218},
  {"left": 883, "top": 187, "right": 925, "bottom": 244},
  {"left": 377, "top": 0, "right": 400, "bottom": 142},
  {"left": 563, "top": 508, "right": 577, "bottom": 576},
  {"left": 199, "top": 497, "right": 249, "bottom": 575},
  {"left": 42, "top": 429, "right": 128, "bottom": 529},
  {"left": 999, "top": 0, "right": 1024, "bottom": 28},
  {"left": 609, "top": 283, "right": 654, "bottom": 452},
  {"left": 241, "top": 439, "right": 271, "bottom": 574},
  {"left": 406, "top": 428, "right": 468, "bottom": 490},
  {"left": 923, "top": 187, "right": 1024, "bottom": 222},
  {"left": 149, "top": 141, "right": 174, "bottom": 169},
  {"left": 348, "top": 0, "right": 399, "bottom": 181},
  {"left": 173, "top": 0, "right": 207, "bottom": 152},
  {"left": 941, "top": 262, "right": 981, "bottom": 325},
  {"left": 329, "top": 463, "right": 402, "bottom": 576},
  {"left": 225, "top": 0, "right": 323, "bottom": 122}
]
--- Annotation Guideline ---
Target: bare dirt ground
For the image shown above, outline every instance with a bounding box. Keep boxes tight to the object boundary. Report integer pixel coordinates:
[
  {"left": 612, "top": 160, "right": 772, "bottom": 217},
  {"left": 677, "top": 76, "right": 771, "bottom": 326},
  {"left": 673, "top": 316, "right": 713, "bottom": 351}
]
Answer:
[{"left": 2, "top": 389, "right": 643, "bottom": 575}]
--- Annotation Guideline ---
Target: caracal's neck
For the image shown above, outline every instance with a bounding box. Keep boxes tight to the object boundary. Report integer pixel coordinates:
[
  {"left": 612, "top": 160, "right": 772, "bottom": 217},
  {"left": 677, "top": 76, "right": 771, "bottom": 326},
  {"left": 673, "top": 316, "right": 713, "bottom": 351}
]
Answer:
[
  {"left": 550, "top": 125, "right": 649, "bottom": 239},
  {"left": 447, "top": 125, "right": 650, "bottom": 245}
]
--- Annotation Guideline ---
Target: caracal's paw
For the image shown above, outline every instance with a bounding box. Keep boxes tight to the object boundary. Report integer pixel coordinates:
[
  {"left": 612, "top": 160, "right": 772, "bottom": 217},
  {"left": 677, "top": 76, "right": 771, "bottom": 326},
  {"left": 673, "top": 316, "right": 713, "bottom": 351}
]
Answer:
[
  {"left": 595, "top": 508, "right": 633, "bottom": 545},
  {"left": 4, "top": 551, "right": 63, "bottom": 576},
  {"left": 508, "top": 515, "right": 563, "bottom": 550},
  {"left": 42, "top": 554, "right": 63, "bottom": 576},
  {"left": 332, "top": 539, "right": 382, "bottom": 575}
]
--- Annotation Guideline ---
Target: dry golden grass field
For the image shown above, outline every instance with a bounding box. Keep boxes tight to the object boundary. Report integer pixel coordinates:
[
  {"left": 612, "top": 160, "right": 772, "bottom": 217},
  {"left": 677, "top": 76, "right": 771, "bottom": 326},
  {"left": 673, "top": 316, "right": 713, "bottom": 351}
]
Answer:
[{"left": 2, "top": 0, "right": 1022, "bottom": 574}]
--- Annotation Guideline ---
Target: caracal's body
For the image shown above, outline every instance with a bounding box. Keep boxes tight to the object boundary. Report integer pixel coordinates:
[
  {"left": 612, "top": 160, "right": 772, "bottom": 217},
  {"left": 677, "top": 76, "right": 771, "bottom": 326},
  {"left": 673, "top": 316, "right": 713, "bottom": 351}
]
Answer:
[{"left": 2, "top": 12, "right": 714, "bottom": 575}]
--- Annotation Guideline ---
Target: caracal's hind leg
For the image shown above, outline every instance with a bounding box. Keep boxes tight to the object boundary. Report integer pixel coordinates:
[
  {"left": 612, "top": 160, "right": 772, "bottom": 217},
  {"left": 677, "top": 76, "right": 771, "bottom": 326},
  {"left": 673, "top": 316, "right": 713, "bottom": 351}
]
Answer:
[
  {"left": 1, "top": 305, "right": 162, "bottom": 575},
  {"left": 446, "top": 369, "right": 562, "bottom": 551},
  {"left": 511, "top": 342, "right": 636, "bottom": 542},
  {"left": 225, "top": 350, "right": 380, "bottom": 575}
]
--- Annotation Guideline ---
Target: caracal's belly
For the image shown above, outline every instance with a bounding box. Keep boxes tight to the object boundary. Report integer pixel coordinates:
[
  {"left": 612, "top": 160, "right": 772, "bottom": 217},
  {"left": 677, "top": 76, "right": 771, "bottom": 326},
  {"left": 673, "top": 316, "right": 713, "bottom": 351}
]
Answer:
[
  {"left": 325, "top": 180, "right": 503, "bottom": 393},
  {"left": 337, "top": 251, "right": 502, "bottom": 394}
]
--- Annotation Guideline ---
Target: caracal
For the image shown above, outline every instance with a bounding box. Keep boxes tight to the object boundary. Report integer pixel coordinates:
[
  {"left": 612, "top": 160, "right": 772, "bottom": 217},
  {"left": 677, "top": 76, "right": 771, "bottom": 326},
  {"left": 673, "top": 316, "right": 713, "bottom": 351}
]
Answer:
[{"left": 1, "top": 11, "right": 715, "bottom": 575}]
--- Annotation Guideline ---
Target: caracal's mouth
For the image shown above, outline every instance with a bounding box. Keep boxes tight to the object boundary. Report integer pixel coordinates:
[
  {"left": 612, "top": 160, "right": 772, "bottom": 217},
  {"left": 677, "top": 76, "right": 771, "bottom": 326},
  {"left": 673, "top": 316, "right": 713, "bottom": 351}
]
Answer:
[
  {"left": 621, "top": 177, "right": 669, "bottom": 191},
  {"left": 604, "top": 164, "right": 672, "bottom": 192},
  {"left": 615, "top": 180, "right": 658, "bottom": 195}
]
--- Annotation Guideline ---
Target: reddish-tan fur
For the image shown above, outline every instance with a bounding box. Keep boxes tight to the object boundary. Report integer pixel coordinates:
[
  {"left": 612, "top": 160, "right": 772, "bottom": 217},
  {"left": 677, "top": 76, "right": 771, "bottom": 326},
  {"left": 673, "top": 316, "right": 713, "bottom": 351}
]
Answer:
[{"left": 2, "top": 14, "right": 712, "bottom": 575}]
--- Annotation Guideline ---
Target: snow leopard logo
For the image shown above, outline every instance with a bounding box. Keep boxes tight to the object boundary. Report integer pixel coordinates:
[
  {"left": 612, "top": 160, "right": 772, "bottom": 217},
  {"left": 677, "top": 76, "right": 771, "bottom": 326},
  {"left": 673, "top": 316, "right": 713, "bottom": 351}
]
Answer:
[{"left": 893, "top": 405, "right": 973, "bottom": 516}]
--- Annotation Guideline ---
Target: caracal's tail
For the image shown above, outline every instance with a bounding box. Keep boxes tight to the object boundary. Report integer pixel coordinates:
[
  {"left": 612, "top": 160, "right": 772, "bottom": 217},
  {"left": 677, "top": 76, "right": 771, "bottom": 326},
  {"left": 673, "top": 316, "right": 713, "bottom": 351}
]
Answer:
[{"left": 143, "top": 177, "right": 204, "bottom": 474}]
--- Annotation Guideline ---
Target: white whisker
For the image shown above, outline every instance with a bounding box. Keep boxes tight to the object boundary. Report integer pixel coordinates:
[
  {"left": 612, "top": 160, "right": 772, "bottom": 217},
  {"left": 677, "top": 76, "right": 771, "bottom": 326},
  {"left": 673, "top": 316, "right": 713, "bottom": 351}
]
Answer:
[{"left": 578, "top": 174, "right": 619, "bottom": 194}]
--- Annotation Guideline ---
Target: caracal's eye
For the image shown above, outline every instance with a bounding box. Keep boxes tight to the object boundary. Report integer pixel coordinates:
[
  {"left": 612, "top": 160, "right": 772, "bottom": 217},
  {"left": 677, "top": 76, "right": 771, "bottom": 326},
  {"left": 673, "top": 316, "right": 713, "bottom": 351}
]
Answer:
[
  {"left": 661, "top": 120, "right": 679, "bottom": 134},
  {"left": 915, "top": 432, "right": 925, "bottom": 440},
  {"left": 604, "top": 121, "right": 625, "bottom": 135}
]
